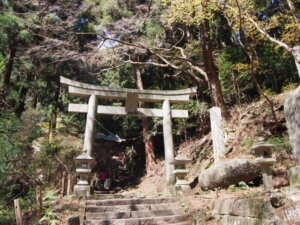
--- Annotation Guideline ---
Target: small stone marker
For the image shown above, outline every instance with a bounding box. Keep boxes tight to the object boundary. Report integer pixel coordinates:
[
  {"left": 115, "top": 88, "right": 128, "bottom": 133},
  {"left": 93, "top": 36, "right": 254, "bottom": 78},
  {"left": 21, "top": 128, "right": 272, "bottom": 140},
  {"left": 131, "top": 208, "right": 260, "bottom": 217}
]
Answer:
[
  {"left": 275, "top": 201, "right": 300, "bottom": 225},
  {"left": 172, "top": 155, "right": 191, "bottom": 195},
  {"left": 250, "top": 138, "right": 276, "bottom": 190},
  {"left": 209, "top": 107, "right": 225, "bottom": 163},
  {"left": 68, "top": 215, "right": 80, "bottom": 225}
]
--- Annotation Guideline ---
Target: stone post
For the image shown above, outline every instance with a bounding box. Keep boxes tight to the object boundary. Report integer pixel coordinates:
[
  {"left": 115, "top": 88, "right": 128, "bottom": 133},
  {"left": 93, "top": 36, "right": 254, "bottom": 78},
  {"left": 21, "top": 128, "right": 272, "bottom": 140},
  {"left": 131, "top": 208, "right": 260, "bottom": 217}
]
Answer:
[
  {"left": 284, "top": 86, "right": 300, "bottom": 186},
  {"left": 83, "top": 95, "right": 98, "bottom": 156},
  {"left": 73, "top": 95, "right": 97, "bottom": 197},
  {"left": 163, "top": 99, "right": 175, "bottom": 190},
  {"left": 209, "top": 107, "right": 225, "bottom": 163}
]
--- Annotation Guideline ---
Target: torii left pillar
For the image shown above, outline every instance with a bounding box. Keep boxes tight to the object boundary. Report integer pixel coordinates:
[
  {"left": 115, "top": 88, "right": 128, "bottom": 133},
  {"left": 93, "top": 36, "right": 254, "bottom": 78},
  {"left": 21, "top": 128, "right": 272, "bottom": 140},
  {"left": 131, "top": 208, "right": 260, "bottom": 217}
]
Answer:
[
  {"left": 84, "top": 95, "right": 98, "bottom": 155},
  {"left": 73, "top": 95, "right": 97, "bottom": 197}
]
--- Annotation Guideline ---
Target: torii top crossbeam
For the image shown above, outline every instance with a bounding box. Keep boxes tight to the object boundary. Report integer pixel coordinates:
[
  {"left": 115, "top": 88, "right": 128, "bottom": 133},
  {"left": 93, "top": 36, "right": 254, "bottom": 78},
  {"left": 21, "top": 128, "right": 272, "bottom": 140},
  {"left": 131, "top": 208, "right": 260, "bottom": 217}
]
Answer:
[{"left": 60, "top": 76, "right": 197, "bottom": 103}]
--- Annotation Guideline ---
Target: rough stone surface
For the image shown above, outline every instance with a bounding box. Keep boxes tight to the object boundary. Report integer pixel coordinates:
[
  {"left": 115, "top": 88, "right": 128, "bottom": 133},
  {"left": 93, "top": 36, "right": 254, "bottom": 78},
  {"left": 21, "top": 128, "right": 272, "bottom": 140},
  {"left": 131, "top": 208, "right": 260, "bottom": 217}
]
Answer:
[
  {"left": 288, "top": 166, "right": 300, "bottom": 187},
  {"left": 212, "top": 198, "right": 273, "bottom": 218},
  {"left": 85, "top": 197, "right": 191, "bottom": 225},
  {"left": 284, "top": 86, "right": 300, "bottom": 166},
  {"left": 212, "top": 198, "right": 285, "bottom": 225},
  {"left": 215, "top": 215, "right": 271, "bottom": 225},
  {"left": 270, "top": 192, "right": 288, "bottom": 208},
  {"left": 292, "top": 46, "right": 300, "bottom": 77},
  {"left": 68, "top": 215, "right": 80, "bottom": 225},
  {"left": 198, "top": 158, "right": 261, "bottom": 189},
  {"left": 209, "top": 107, "right": 225, "bottom": 163}
]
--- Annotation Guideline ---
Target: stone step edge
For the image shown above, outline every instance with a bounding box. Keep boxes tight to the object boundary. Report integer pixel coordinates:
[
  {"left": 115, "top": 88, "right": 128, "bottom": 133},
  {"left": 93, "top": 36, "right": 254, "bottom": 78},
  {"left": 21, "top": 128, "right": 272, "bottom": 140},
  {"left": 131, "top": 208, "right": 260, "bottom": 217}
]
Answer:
[
  {"left": 86, "top": 202, "right": 180, "bottom": 212},
  {"left": 85, "top": 214, "right": 191, "bottom": 225},
  {"left": 86, "top": 197, "right": 178, "bottom": 206},
  {"left": 85, "top": 209, "right": 183, "bottom": 219}
]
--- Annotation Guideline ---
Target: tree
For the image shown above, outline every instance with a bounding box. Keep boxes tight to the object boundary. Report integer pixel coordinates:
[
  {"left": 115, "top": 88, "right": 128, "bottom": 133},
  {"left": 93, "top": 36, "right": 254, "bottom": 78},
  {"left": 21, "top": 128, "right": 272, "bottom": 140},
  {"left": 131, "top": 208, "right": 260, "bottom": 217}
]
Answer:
[
  {"left": 158, "top": 0, "right": 230, "bottom": 118},
  {"left": 133, "top": 63, "right": 157, "bottom": 174},
  {"left": 223, "top": 0, "right": 300, "bottom": 78}
]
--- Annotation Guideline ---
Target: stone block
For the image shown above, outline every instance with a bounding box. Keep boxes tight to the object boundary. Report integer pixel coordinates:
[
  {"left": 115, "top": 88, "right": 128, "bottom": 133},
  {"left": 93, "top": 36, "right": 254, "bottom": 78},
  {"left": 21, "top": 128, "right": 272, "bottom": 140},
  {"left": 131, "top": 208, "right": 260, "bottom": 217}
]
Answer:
[
  {"left": 68, "top": 215, "right": 80, "bottom": 225},
  {"left": 288, "top": 166, "right": 300, "bottom": 187},
  {"left": 212, "top": 198, "right": 273, "bottom": 219},
  {"left": 215, "top": 215, "right": 272, "bottom": 225},
  {"left": 74, "top": 185, "right": 91, "bottom": 198}
]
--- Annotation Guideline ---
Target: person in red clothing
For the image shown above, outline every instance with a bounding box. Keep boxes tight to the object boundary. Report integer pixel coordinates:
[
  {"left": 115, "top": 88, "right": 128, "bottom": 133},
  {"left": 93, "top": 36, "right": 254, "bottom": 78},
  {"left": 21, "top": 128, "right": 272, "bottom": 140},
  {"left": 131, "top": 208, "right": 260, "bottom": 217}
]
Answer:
[{"left": 98, "top": 171, "right": 106, "bottom": 190}]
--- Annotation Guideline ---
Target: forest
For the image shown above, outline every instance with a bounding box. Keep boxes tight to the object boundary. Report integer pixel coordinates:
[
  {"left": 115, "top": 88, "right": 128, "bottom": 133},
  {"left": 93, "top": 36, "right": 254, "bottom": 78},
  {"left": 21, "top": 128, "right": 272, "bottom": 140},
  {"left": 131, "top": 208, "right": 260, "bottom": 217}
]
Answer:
[{"left": 0, "top": 0, "right": 300, "bottom": 224}]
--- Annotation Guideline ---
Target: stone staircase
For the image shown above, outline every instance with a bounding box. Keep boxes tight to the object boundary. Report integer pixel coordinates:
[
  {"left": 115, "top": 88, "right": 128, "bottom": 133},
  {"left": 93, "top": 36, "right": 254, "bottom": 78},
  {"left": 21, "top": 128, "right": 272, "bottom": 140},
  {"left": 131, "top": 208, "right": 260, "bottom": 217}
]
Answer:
[{"left": 84, "top": 197, "right": 192, "bottom": 225}]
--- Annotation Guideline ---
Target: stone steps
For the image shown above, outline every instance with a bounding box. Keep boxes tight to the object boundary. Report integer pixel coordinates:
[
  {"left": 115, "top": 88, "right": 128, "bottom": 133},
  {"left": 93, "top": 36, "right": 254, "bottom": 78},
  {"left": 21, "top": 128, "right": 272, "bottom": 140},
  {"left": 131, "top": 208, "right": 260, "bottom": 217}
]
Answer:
[
  {"left": 85, "top": 197, "right": 191, "bottom": 225},
  {"left": 86, "top": 197, "right": 178, "bottom": 206},
  {"left": 85, "top": 214, "right": 191, "bottom": 225},
  {"left": 86, "top": 202, "right": 179, "bottom": 212}
]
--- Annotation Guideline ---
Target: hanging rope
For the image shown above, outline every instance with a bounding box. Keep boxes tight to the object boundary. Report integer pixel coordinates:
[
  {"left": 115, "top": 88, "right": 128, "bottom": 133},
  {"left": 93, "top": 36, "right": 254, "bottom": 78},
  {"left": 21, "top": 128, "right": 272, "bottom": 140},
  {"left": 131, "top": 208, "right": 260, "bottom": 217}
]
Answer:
[{"left": 93, "top": 117, "right": 163, "bottom": 141}]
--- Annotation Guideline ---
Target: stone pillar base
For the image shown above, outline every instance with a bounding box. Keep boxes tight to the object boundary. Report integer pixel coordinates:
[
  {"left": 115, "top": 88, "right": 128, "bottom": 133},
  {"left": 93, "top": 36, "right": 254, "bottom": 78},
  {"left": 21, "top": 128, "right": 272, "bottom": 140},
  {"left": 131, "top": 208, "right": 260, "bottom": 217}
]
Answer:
[
  {"left": 73, "top": 185, "right": 91, "bottom": 198},
  {"left": 163, "top": 185, "right": 176, "bottom": 197},
  {"left": 175, "top": 185, "right": 192, "bottom": 196},
  {"left": 288, "top": 166, "right": 300, "bottom": 187}
]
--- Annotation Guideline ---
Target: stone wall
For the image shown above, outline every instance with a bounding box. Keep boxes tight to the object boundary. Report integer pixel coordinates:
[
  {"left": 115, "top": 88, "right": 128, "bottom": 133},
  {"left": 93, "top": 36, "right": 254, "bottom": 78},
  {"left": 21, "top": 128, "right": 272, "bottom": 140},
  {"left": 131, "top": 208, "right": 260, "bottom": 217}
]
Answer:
[{"left": 212, "top": 198, "right": 274, "bottom": 225}]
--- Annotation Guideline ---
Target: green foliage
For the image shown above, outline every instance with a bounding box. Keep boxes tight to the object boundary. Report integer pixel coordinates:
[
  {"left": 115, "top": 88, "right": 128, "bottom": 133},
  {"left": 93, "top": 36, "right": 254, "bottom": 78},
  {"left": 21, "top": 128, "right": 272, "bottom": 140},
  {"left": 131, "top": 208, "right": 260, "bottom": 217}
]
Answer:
[
  {"left": 38, "top": 189, "right": 59, "bottom": 225},
  {"left": 219, "top": 46, "right": 254, "bottom": 104},
  {"left": 144, "top": 19, "right": 166, "bottom": 45},
  {"left": 282, "top": 83, "right": 299, "bottom": 92},
  {"left": 241, "top": 138, "right": 255, "bottom": 151},
  {"left": 0, "top": 111, "right": 42, "bottom": 223},
  {"left": 266, "top": 136, "right": 291, "bottom": 153}
]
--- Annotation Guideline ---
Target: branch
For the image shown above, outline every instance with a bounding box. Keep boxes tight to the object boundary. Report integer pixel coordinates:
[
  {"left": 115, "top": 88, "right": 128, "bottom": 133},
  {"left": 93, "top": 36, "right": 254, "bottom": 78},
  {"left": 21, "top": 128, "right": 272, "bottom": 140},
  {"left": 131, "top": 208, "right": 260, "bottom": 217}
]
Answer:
[
  {"left": 54, "top": 155, "right": 69, "bottom": 173},
  {"left": 141, "top": 0, "right": 153, "bottom": 29},
  {"left": 225, "top": 4, "right": 292, "bottom": 52},
  {"left": 246, "top": 15, "right": 292, "bottom": 52},
  {"left": 174, "top": 46, "right": 208, "bottom": 80}
]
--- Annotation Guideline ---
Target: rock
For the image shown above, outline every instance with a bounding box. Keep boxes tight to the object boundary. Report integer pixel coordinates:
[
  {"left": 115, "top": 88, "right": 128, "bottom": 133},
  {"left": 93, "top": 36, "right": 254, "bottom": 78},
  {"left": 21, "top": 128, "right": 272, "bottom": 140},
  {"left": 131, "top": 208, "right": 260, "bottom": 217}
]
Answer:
[
  {"left": 198, "top": 158, "right": 260, "bottom": 189},
  {"left": 212, "top": 197, "right": 289, "bottom": 225},
  {"left": 113, "top": 187, "right": 122, "bottom": 192},
  {"left": 270, "top": 192, "right": 288, "bottom": 208},
  {"left": 191, "top": 208, "right": 210, "bottom": 225},
  {"left": 212, "top": 198, "right": 274, "bottom": 225},
  {"left": 288, "top": 165, "right": 300, "bottom": 187},
  {"left": 68, "top": 215, "right": 80, "bottom": 225}
]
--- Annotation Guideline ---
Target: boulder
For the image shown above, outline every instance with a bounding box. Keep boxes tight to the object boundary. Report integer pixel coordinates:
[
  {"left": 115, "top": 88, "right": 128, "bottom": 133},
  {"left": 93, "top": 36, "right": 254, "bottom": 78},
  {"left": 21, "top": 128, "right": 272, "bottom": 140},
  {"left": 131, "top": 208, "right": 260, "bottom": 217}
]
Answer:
[
  {"left": 198, "top": 158, "right": 260, "bottom": 189},
  {"left": 68, "top": 215, "right": 80, "bottom": 225}
]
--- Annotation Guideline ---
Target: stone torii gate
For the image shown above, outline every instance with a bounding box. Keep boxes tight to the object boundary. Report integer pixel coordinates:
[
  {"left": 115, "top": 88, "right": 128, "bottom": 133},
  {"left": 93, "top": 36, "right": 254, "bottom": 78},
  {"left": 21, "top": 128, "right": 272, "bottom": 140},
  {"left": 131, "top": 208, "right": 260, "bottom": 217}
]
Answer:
[{"left": 60, "top": 76, "right": 197, "bottom": 196}]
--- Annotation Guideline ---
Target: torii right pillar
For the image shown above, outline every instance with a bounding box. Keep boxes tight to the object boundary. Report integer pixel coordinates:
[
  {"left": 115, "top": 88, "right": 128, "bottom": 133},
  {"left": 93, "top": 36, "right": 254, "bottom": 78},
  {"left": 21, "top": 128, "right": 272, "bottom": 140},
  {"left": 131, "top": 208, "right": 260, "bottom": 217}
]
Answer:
[{"left": 163, "top": 99, "right": 176, "bottom": 196}]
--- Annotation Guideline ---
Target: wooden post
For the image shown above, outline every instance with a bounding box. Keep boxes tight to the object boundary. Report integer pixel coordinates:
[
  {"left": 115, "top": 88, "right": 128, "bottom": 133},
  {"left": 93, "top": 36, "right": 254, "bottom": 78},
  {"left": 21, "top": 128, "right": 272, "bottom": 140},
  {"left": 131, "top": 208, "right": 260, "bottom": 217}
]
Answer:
[
  {"left": 35, "top": 186, "right": 42, "bottom": 217},
  {"left": 61, "top": 171, "right": 67, "bottom": 196},
  {"left": 67, "top": 173, "right": 73, "bottom": 195},
  {"left": 14, "top": 199, "right": 23, "bottom": 225}
]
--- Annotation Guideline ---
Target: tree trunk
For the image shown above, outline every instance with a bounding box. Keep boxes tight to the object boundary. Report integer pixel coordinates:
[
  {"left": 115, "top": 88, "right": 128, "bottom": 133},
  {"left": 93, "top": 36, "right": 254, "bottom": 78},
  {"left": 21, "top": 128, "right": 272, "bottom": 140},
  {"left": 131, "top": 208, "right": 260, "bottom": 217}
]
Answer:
[
  {"left": 2, "top": 44, "right": 16, "bottom": 86},
  {"left": 15, "top": 73, "right": 33, "bottom": 117},
  {"left": 48, "top": 81, "right": 60, "bottom": 141},
  {"left": 133, "top": 64, "right": 157, "bottom": 175},
  {"left": 201, "top": 19, "right": 230, "bottom": 119},
  {"left": 231, "top": 72, "right": 241, "bottom": 105}
]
